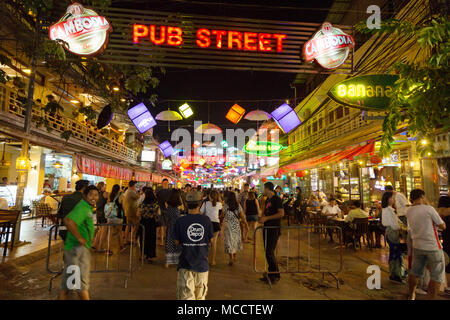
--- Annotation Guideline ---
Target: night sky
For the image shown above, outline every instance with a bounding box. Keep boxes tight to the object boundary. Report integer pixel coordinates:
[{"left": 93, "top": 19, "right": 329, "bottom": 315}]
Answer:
[{"left": 112, "top": 0, "right": 334, "bottom": 142}]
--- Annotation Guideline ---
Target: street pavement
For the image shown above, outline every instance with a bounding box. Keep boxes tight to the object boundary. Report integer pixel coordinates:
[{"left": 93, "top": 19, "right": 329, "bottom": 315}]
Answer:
[{"left": 0, "top": 226, "right": 448, "bottom": 300}]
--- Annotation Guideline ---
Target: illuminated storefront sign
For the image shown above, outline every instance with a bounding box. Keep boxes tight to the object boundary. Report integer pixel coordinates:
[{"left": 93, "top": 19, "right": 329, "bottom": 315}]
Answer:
[
  {"left": 49, "top": 3, "right": 112, "bottom": 56},
  {"left": 303, "top": 22, "right": 354, "bottom": 69},
  {"left": 328, "top": 74, "right": 399, "bottom": 110},
  {"left": 133, "top": 24, "right": 287, "bottom": 52},
  {"left": 244, "top": 141, "right": 286, "bottom": 156}
]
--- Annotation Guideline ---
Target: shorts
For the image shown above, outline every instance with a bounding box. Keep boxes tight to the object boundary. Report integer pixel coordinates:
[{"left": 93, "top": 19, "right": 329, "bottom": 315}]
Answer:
[
  {"left": 177, "top": 268, "right": 209, "bottom": 300},
  {"left": 61, "top": 245, "right": 91, "bottom": 291},
  {"left": 246, "top": 215, "right": 259, "bottom": 222},
  {"left": 410, "top": 248, "right": 445, "bottom": 283},
  {"left": 212, "top": 222, "right": 221, "bottom": 233}
]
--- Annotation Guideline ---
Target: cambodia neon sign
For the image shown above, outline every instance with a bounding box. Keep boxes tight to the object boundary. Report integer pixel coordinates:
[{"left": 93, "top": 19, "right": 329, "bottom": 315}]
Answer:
[
  {"left": 49, "top": 3, "right": 112, "bottom": 56},
  {"left": 133, "top": 24, "right": 287, "bottom": 52},
  {"left": 328, "top": 74, "right": 399, "bottom": 110},
  {"left": 244, "top": 141, "right": 286, "bottom": 156},
  {"left": 303, "top": 22, "right": 354, "bottom": 69}
]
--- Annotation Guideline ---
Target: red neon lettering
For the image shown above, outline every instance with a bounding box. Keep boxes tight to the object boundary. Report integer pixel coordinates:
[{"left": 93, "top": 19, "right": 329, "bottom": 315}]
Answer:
[
  {"left": 272, "top": 34, "right": 287, "bottom": 52},
  {"left": 243, "top": 32, "right": 257, "bottom": 51},
  {"left": 196, "top": 28, "right": 211, "bottom": 48},
  {"left": 150, "top": 25, "right": 166, "bottom": 45},
  {"left": 228, "top": 31, "right": 242, "bottom": 50},
  {"left": 258, "top": 33, "right": 272, "bottom": 51},
  {"left": 133, "top": 24, "right": 148, "bottom": 43},
  {"left": 167, "top": 26, "right": 183, "bottom": 46},
  {"left": 212, "top": 30, "right": 227, "bottom": 48}
]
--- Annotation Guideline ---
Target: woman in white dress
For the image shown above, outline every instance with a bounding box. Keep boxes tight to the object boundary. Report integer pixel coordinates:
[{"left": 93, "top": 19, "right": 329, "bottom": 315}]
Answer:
[{"left": 223, "top": 191, "right": 248, "bottom": 266}]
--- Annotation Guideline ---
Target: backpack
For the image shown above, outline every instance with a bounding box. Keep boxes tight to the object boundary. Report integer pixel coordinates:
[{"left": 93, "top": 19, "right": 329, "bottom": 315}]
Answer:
[{"left": 105, "top": 195, "right": 120, "bottom": 219}]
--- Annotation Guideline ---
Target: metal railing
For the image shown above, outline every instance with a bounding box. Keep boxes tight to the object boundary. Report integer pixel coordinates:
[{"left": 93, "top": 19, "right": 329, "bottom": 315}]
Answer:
[
  {"left": 0, "top": 84, "right": 136, "bottom": 162},
  {"left": 46, "top": 223, "right": 144, "bottom": 291},
  {"left": 253, "top": 225, "right": 343, "bottom": 289}
]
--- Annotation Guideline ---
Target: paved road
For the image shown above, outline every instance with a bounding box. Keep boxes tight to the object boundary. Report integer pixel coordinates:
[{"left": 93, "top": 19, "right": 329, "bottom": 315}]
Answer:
[{"left": 0, "top": 228, "right": 447, "bottom": 300}]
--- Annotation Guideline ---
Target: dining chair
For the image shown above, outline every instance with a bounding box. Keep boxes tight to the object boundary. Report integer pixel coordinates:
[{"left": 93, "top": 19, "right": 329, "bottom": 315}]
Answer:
[
  {"left": 350, "top": 218, "right": 372, "bottom": 251},
  {"left": 0, "top": 209, "right": 21, "bottom": 257}
]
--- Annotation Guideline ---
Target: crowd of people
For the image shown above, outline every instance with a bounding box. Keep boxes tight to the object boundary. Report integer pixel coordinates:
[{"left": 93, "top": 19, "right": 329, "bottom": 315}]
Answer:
[{"left": 54, "top": 178, "right": 449, "bottom": 301}]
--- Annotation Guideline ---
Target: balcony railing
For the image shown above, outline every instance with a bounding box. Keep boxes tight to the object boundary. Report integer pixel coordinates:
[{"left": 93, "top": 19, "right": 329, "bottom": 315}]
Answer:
[
  {"left": 280, "top": 110, "right": 382, "bottom": 165},
  {"left": 0, "top": 84, "right": 137, "bottom": 163}
]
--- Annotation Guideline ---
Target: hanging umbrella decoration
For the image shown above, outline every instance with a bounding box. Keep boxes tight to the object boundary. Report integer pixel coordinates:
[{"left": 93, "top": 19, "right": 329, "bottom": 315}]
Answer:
[
  {"left": 156, "top": 108, "right": 183, "bottom": 132},
  {"left": 244, "top": 109, "right": 272, "bottom": 131},
  {"left": 195, "top": 123, "right": 223, "bottom": 135}
]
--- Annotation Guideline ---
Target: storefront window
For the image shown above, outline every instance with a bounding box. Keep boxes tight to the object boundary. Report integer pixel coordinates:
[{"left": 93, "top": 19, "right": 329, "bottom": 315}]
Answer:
[{"left": 44, "top": 153, "right": 73, "bottom": 191}]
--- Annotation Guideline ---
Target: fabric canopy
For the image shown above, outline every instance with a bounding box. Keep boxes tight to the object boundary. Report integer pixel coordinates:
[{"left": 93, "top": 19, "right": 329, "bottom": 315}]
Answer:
[
  {"left": 283, "top": 141, "right": 375, "bottom": 171},
  {"left": 76, "top": 155, "right": 133, "bottom": 180}
]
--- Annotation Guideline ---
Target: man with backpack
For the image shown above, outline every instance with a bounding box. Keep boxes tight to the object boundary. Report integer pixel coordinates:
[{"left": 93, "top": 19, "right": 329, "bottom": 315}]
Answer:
[{"left": 58, "top": 180, "right": 90, "bottom": 241}]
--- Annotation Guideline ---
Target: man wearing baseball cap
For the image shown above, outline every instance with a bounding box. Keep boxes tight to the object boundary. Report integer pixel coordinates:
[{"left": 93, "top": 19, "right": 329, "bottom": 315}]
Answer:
[{"left": 172, "top": 190, "right": 214, "bottom": 300}]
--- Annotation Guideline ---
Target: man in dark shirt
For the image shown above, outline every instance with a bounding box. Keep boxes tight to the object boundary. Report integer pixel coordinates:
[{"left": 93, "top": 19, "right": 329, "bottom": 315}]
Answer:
[
  {"left": 258, "top": 182, "right": 284, "bottom": 283},
  {"left": 173, "top": 191, "right": 214, "bottom": 300},
  {"left": 58, "top": 180, "right": 89, "bottom": 240},
  {"left": 438, "top": 188, "right": 450, "bottom": 293},
  {"left": 157, "top": 178, "right": 171, "bottom": 245}
]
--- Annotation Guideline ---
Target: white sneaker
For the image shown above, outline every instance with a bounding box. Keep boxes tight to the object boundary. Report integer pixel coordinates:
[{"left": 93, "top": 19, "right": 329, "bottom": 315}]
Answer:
[{"left": 415, "top": 288, "right": 427, "bottom": 295}]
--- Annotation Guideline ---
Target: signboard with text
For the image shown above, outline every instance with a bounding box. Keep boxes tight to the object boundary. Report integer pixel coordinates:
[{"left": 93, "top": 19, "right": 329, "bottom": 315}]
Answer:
[
  {"left": 328, "top": 74, "right": 400, "bottom": 110},
  {"left": 91, "top": 7, "right": 353, "bottom": 73}
]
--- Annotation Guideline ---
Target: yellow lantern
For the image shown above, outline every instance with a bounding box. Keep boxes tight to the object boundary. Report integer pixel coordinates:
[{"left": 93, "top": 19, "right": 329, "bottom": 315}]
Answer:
[
  {"left": 226, "top": 104, "right": 246, "bottom": 124},
  {"left": 16, "top": 155, "right": 31, "bottom": 171},
  {"left": 179, "top": 103, "right": 193, "bottom": 118}
]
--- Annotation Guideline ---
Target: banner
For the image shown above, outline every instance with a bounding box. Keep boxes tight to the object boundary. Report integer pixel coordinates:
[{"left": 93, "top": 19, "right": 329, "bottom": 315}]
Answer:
[{"left": 76, "top": 155, "right": 133, "bottom": 180}]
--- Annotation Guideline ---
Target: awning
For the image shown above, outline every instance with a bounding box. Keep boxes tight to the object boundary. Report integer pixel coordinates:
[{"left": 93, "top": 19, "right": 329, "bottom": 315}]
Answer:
[
  {"left": 283, "top": 141, "right": 375, "bottom": 171},
  {"left": 76, "top": 155, "right": 133, "bottom": 180}
]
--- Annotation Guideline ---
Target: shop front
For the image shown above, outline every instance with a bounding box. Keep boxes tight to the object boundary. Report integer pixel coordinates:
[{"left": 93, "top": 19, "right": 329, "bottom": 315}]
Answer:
[{"left": 75, "top": 154, "right": 133, "bottom": 191}]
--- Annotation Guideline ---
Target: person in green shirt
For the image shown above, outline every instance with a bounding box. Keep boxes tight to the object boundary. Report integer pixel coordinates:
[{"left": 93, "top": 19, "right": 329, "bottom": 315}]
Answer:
[
  {"left": 344, "top": 200, "right": 369, "bottom": 223},
  {"left": 58, "top": 185, "right": 99, "bottom": 300}
]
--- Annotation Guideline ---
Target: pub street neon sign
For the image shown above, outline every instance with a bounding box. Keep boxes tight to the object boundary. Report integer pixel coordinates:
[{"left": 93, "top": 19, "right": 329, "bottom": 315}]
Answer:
[
  {"left": 244, "top": 141, "right": 286, "bottom": 156},
  {"left": 133, "top": 25, "right": 287, "bottom": 52},
  {"left": 303, "top": 22, "right": 354, "bottom": 69},
  {"left": 49, "top": 3, "right": 112, "bottom": 56},
  {"left": 328, "top": 74, "right": 399, "bottom": 111}
]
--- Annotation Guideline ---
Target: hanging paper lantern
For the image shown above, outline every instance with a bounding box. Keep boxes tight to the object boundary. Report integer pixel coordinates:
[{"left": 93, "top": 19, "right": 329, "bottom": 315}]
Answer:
[
  {"left": 179, "top": 103, "right": 193, "bottom": 118},
  {"left": 296, "top": 170, "right": 305, "bottom": 178},
  {"left": 271, "top": 103, "right": 301, "bottom": 134},
  {"left": 159, "top": 140, "right": 174, "bottom": 158},
  {"left": 370, "top": 155, "right": 382, "bottom": 164},
  {"left": 225, "top": 104, "right": 246, "bottom": 124},
  {"left": 127, "top": 102, "right": 157, "bottom": 134}
]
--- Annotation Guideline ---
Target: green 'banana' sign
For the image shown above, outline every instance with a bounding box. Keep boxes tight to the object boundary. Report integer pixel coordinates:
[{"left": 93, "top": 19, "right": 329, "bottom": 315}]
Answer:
[
  {"left": 328, "top": 74, "right": 399, "bottom": 110},
  {"left": 244, "top": 141, "right": 286, "bottom": 156}
]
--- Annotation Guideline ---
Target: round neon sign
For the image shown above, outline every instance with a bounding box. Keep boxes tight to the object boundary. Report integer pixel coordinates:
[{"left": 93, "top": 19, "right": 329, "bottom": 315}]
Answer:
[{"left": 49, "top": 3, "right": 112, "bottom": 56}]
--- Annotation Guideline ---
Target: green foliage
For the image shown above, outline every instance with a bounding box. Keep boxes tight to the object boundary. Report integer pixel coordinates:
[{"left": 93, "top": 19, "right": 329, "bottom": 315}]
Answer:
[
  {"left": 43, "top": 100, "right": 63, "bottom": 115},
  {"left": 60, "top": 130, "right": 72, "bottom": 142},
  {"left": 76, "top": 105, "right": 97, "bottom": 121},
  {"left": 357, "top": 16, "right": 450, "bottom": 157},
  {"left": 33, "top": 115, "right": 52, "bottom": 132},
  {"left": 0, "top": 54, "right": 11, "bottom": 84},
  {"left": 7, "top": 0, "right": 160, "bottom": 121}
]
